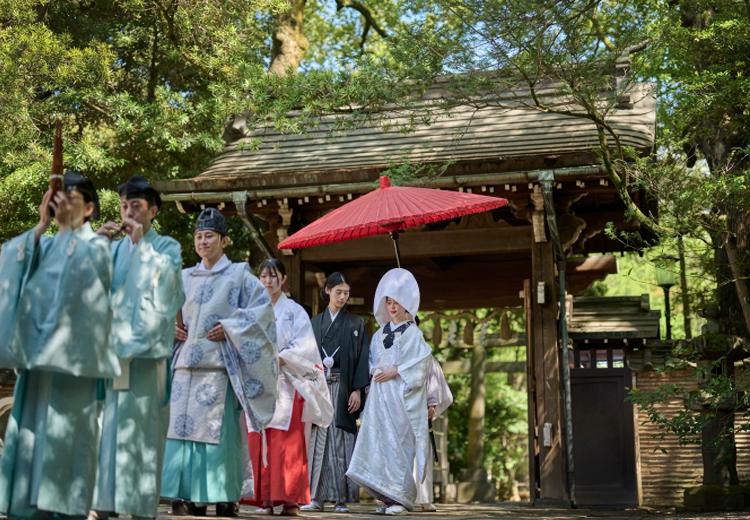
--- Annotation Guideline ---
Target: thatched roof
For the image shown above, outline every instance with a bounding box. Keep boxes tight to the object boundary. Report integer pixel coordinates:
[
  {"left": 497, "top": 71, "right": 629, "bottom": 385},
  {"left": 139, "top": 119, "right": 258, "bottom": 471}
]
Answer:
[{"left": 156, "top": 81, "right": 655, "bottom": 196}]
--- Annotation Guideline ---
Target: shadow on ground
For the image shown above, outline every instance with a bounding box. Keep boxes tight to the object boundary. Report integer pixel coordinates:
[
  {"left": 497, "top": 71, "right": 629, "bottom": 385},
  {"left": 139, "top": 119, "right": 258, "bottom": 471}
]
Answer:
[{"left": 155, "top": 502, "right": 750, "bottom": 519}]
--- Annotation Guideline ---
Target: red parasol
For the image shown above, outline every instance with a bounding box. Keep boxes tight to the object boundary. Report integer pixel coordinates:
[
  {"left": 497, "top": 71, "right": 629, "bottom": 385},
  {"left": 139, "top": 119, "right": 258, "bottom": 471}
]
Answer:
[{"left": 277, "top": 176, "right": 509, "bottom": 266}]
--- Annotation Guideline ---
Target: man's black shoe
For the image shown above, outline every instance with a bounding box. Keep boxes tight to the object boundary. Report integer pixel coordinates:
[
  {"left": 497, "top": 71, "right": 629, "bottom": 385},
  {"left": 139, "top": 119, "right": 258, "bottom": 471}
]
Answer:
[
  {"left": 188, "top": 503, "right": 208, "bottom": 517},
  {"left": 215, "top": 502, "right": 238, "bottom": 517},
  {"left": 171, "top": 501, "right": 190, "bottom": 516}
]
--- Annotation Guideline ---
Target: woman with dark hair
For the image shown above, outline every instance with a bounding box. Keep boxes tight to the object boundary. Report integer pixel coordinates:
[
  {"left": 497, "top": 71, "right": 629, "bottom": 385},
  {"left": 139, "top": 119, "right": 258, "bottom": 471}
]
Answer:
[
  {"left": 301, "top": 273, "right": 369, "bottom": 513},
  {"left": 243, "top": 258, "right": 332, "bottom": 516}
]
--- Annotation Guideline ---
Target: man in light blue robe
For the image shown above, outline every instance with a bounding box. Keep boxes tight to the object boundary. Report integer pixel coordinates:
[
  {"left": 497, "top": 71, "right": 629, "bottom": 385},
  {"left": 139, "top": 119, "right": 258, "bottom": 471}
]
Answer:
[
  {"left": 0, "top": 173, "right": 120, "bottom": 519},
  {"left": 91, "top": 176, "right": 185, "bottom": 520}
]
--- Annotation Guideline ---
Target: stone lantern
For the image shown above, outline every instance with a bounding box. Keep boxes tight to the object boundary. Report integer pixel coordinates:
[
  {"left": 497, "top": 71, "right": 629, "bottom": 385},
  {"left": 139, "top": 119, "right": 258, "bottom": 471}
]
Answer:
[{"left": 683, "top": 304, "right": 750, "bottom": 511}]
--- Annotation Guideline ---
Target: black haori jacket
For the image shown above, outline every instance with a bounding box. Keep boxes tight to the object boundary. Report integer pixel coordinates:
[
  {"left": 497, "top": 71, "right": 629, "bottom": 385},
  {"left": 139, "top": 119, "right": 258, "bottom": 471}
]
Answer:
[{"left": 311, "top": 308, "right": 370, "bottom": 434}]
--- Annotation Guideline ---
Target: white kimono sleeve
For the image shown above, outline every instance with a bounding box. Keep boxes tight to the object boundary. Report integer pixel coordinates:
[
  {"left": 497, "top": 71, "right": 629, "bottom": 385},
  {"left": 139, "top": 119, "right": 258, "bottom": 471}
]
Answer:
[
  {"left": 277, "top": 299, "right": 333, "bottom": 428},
  {"left": 426, "top": 356, "right": 453, "bottom": 417}
]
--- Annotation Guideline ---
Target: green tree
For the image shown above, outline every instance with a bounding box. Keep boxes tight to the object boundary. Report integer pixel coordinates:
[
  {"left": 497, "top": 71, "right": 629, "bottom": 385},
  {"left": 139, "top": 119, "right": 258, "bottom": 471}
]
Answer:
[
  {"left": 373, "top": 0, "right": 750, "bottom": 494},
  {"left": 5, "top": 0, "right": 750, "bottom": 494},
  {"left": 340, "top": 0, "right": 750, "bottom": 339},
  {"left": 0, "top": 0, "right": 282, "bottom": 242},
  {"left": 427, "top": 309, "right": 529, "bottom": 500}
]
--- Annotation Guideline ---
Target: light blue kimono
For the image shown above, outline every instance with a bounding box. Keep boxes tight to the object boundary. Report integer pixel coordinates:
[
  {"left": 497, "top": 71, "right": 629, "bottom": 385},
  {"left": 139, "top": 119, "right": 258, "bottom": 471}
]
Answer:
[
  {"left": 93, "top": 228, "right": 185, "bottom": 518},
  {"left": 0, "top": 223, "right": 119, "bottom": 519}
]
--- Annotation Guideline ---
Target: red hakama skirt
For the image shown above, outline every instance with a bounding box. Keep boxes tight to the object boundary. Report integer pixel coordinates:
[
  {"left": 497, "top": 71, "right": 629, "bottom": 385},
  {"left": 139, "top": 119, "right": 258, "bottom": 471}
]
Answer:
[{"left": 242, "top": 392, "right": 310, "bottom": 506}]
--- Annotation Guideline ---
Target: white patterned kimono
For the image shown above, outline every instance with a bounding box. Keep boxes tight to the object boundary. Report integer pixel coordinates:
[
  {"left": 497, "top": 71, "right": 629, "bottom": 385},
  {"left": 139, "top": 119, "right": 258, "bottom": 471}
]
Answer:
[
  {"left": 346, "top": 322, "right": 431, "bottom": 510},
  {"left": 415, "top": 356, "right": 453, "bottom": 505},
  {"left": 169, "top": 256, "right": 277, "bottom": 442},
  {"left": 263, "top": 294, "right": 332, "bottom": 432},
  {"left": 163, "top": 255, "right": 277, "bottom": 501}
]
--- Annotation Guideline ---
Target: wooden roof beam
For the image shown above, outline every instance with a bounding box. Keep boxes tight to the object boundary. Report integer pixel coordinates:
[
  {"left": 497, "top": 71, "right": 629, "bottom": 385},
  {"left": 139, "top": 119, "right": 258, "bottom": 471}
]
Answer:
[
  {"left": 157, "top": 165, "right": 606, "bottom": 202},
  {"left": 300, "top": 226, "right": 533, "bottom": 262}
]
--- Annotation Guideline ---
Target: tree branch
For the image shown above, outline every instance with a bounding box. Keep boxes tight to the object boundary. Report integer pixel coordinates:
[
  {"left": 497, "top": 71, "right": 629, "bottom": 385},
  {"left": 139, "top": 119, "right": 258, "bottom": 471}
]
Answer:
[
  {"left": 148, "top": 21, "right": 159, "bottom": 101},
  {"left": 592, "top": 124, "right": 660, "bottom": 229},
  {"left": 590, "top": 6, "right": 616, "bottom": 51},
  {"left": 513, "top": 70, "right": 664, "bottom": 236},
  {"left": 335, "top": 0, "right": 388, "bottom": 48},
  {"left": 84, "top": 100, "right": 110, "bottom": 117}
]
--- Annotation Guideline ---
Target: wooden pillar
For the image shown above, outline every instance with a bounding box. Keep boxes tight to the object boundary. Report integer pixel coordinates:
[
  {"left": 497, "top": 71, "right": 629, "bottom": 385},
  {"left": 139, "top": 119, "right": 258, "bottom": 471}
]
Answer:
[
  {"left": 466, "top": 322, "right": 486, "bottom": 472},
  {"left": 524, "top": 278, "right": 539, "bottom": 501},
  {"left": 288, "top": 252, "right": 304, "bottom": 303},
  {"left": 529, "top": 186, "right": 567, "bottom": 503}
]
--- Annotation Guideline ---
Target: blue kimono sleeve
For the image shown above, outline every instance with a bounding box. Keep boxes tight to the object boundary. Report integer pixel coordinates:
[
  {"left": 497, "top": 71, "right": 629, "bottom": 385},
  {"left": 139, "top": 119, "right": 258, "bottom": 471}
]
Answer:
[
  {"left": 0, "top": 230, "right": 36, "bottom": 368},
  {"left": 220, "top": 266, "right": 279, "bottom": 432},
  {"left": 25, "top": 233, "right": 120, "bottom": 378},
  {"left": 110, "top": 237, "right": 185, "bottom": 359}
]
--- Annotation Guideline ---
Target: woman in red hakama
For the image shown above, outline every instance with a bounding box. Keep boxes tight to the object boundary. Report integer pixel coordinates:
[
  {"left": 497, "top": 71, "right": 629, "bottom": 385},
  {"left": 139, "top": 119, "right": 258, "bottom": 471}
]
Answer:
[
  {"left": 245, "top": 393, "right": 309, "bottom": 515},
  {"left": 242, "top": 259, "right": 333, "bottom": 516}
]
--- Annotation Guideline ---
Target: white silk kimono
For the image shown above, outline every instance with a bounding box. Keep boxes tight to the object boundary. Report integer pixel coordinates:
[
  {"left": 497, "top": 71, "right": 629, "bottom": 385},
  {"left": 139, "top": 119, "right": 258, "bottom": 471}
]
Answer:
[
  {"left": 345, "top": 322, "right": 431, "bottom": 510},
  {"left": 261, "top": 294, "right": 332, "bottom": 432}
]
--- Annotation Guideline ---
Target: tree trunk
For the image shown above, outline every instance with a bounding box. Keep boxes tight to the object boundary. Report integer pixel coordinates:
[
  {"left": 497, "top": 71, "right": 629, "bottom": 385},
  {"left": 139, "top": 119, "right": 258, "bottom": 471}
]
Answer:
[
  {"left": 679, "top": 1, "right": 750, "bottom": 338},
  {"left": 268, "top": 0, "right": 308, "bottom": 75},
  {"left": 223, "top": 0, "right": 308, "bottom": 142},
  {"left": 700, "top": 137, "right": 750, "bottom": 338},
  {"left": 677, "top": 234, "right": 692, "bottom": 338},
  {"left": 724, "top": 234, "right": 750, "bottom": 336}
]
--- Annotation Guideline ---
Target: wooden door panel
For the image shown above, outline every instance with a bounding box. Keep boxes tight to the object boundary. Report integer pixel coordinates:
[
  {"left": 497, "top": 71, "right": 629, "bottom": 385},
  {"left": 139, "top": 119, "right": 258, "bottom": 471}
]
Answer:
[{"left": 571, "top": 368, "right": 637, "bottom": 507}]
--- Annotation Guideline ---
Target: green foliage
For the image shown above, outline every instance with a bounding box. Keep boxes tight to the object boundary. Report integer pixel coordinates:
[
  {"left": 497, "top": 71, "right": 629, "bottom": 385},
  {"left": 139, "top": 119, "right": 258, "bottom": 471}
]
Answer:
[
  {"left": 372, "top": 0, "right": 750, "bottom": 336},
  {"left": 587, "top": 237, "right": 715, "bottom": 339},
  {"left": 0, "top": 0, "right": 451, "bottom": 247},
  {"left": 0, "top": 163, "right": 47, "bottom": 239},
  {"left": 0, "top": 0, "right": 283, "bottom": 242},
  {"left": 4, "top": 0, "right": 750, "bottom": 489},
  {"left": 629, "top": 355, "right": 750, "bottom": 455},
  {"left": 446, "top": 368, "right": 528, "bottom": 499},
  {"left": 429, "top": 309, "right": 529, "bottom": 499},
  {"left": 647, "top": 1, "right": 750, "bottom": 165}
]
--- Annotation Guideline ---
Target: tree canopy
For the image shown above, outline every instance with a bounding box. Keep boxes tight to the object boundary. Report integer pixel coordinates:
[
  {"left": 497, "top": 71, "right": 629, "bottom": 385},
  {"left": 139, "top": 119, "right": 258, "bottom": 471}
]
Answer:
[
  {"left": 2, "top": 0, "right": 749, "bottom": 367},
  {"left": 3, "top": 0, "right": 750, "bottom": 498}
]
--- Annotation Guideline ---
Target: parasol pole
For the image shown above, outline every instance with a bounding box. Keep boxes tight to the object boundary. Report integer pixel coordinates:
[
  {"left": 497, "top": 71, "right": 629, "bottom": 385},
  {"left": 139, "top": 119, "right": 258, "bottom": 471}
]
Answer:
[{"left": 389, "top": 231, "right": 402, "bottom": 267}]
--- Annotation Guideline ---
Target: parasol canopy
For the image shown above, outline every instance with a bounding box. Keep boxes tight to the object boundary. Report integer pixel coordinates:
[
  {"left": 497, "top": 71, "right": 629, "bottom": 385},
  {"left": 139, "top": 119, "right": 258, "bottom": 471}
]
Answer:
[{"left": 278, "top": 176, "right": 509, "bottom": 266}]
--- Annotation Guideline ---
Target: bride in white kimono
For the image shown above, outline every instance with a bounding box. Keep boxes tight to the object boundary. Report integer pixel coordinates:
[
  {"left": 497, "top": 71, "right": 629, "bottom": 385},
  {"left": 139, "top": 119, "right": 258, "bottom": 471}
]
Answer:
[{"left": 346, "top": 268, "right": 432, "bottom": 516}]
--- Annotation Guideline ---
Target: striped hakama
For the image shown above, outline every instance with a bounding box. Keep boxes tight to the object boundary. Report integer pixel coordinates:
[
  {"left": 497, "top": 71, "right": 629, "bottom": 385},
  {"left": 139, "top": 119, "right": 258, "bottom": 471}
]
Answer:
[{"left": 307, "top": 372, "right": 358, "bottom": 504}]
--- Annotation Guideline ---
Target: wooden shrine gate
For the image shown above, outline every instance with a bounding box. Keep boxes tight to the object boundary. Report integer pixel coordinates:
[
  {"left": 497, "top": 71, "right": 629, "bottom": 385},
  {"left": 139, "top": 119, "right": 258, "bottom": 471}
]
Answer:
[{"left": 156, "top": 70, "right": 657, "bottom": 505}]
